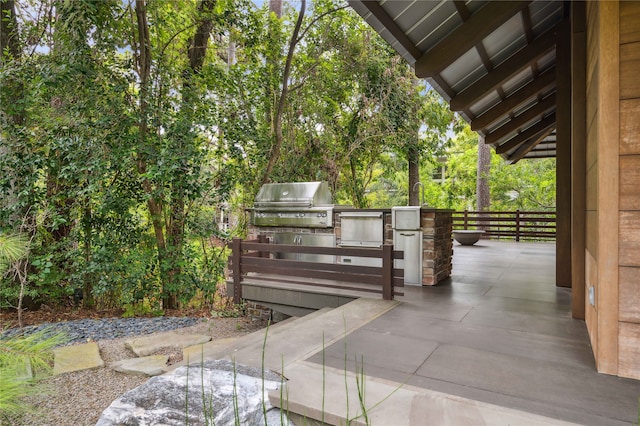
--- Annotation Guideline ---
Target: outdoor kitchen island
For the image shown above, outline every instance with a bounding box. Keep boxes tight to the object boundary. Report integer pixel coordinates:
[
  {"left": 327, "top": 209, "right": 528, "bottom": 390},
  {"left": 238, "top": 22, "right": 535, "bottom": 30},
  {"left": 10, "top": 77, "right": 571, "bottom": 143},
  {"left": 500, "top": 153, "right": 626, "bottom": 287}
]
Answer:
[
  {"left": 246, "top": 182, "right": 454, "bottom": 287},
  {"left": 234, "top": 182, "right": 454, "bottom": 319},
  {"left": 330, "top": 207, "right": 453, "bottom": 286}
]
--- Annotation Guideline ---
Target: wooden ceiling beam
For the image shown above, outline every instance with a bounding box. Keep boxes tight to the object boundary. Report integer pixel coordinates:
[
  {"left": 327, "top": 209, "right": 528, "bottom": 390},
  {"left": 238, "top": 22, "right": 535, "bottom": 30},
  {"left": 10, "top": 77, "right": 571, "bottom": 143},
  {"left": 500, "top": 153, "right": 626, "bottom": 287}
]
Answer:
[
  {"left": 450, "top": 24, "right": 559, "bottom": 111},
  {"left": 361, "top": 1, "right": 422, "bottom": 60},
  {"left": 471, "top": 67, "right": 556, "bottom": 131},
  {"left": 495, "top": 112, "right": 556, "bottom": 154},
  {"left": 415, "top": 1, "right": 531, "bottom": 78},
  {"left": 507, "top": 127, "right": 555, "bottom": 164},
  {"left": 485, "top": 93, "right": 556, "bottom": 144}
]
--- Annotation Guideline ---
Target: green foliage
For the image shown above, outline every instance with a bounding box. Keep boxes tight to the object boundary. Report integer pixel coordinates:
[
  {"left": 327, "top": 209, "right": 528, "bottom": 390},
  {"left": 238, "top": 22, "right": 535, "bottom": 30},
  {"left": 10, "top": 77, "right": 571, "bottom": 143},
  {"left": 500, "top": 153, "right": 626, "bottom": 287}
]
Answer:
[
  {"left": 121, "top": 300, "right": 164, "bottom": 318},
  {"left": 0, "top": 233, "right": 28, "bottom": 275},
  {"left": 0, "top": 329, "right": 67, "bottom": 419},
  {"left": 0, "top": 0, "right": 556, "bottom": 314},
  {"left": 414, "top": 124, "right": 556, "bottom": 211}
]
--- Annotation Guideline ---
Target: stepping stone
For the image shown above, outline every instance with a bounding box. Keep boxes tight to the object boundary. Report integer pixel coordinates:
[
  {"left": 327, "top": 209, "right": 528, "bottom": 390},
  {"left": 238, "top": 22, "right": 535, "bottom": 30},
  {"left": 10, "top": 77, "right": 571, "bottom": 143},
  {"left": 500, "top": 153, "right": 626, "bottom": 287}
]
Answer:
[
  {"left": 125, "top": 332, "right": 212, "bottom": 357},
  {"left": 111, "top": 355, "right": 169, "bottom": 376},
  {"left": 182, "top": 336, "right": 239, "bottom": 364},
  {"left": 53, "top": 342, "right": 104, "bottom": 375}
]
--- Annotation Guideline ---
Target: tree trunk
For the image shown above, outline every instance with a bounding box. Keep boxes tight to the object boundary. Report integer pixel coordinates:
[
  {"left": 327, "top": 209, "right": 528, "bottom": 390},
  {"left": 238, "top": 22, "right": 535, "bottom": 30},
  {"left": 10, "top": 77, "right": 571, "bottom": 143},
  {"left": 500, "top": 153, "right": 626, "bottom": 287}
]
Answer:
[
  {"left": 476, "top": 134, "right": 491, "bottom": 231},
  {"left": 82, "top": 206, "right": 95, "bottom": 308},
  {"left": 162, "top": 0, "right": 217, "bottom": 310},
  {"left": 408, "top": 143, "right": 420, "bottom": 206},
  {"left": 269, "top": 0, "right": 282, "bottom": 18},
  {"left": 261, "top": 0, "right": 306, "bottom": 185},
  {"left": 0, "top": 0, "right": 20, "bottom": 65},
  {"left": 1, "top": 0, "right": 24, "bottom": 126},
  {"left": 134, "top": 0, "right": 172, "bottom": 308}
]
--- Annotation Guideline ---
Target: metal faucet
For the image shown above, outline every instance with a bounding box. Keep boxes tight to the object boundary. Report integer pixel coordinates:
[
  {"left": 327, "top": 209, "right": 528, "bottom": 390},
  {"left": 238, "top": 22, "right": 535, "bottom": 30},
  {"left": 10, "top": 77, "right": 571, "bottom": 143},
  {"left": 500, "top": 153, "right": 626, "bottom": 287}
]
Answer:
[{"left": 412, "top": 181, "right": 426, "bottom": 206}]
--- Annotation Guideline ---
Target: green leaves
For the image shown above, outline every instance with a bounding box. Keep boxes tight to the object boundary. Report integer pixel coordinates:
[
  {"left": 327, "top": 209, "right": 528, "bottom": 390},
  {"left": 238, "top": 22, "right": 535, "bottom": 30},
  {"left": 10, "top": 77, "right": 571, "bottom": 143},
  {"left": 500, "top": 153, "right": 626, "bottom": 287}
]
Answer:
[
  {"left": 0, "top": 233, "right": 29, "bottom": 275},
  {"left": 0, "top": 328, "right": 67, "bottom": 418},
  {"left": 1, "top": 0, "right": 557, "bottom": 313}
]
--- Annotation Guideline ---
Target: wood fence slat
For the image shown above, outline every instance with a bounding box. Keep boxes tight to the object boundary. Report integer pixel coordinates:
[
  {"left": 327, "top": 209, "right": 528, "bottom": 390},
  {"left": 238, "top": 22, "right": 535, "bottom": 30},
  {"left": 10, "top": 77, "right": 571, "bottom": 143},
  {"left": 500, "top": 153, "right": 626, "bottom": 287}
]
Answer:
[{"left": 240, "top": 262, "right": 386, "bottom": 285}]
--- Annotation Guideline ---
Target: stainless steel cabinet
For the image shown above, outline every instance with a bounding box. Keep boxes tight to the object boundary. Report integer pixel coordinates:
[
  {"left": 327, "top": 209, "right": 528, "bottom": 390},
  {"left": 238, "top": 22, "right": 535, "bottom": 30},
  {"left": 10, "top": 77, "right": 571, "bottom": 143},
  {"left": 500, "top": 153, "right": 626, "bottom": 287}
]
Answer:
[
  {"left": 338, "top": 211, "right": 384, "bottom": 267},
  {"left": 393, "top": 230, "right": 423, "bottom": 286},
  {"left": 338, "top": 212, "right": 384, "bottom": 247},
  {"left": 273, "top": 232, "right": 335, "bottom": 263}
]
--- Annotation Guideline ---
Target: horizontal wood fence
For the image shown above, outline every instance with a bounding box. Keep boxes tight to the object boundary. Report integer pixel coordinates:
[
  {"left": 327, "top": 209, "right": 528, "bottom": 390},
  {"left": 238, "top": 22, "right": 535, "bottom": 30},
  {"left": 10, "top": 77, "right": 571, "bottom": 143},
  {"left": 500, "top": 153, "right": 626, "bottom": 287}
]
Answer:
[
  {"left": 228, "top": 237, "right": 404, "bottom": 303},
  {"left": 452, "top": 210, "right": 556, "bottom": 241}
]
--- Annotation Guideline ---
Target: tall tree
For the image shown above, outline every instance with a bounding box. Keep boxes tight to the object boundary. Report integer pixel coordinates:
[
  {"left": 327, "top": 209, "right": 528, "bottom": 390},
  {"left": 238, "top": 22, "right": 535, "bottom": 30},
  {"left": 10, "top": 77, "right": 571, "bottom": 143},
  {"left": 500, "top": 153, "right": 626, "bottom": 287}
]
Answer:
[
  {"left": 132, "top": 0, "right": 219, "bottom": 309},
  {"left": 165, "top": 0, "right": 217, "bottom": 309},
  {"left": 261, "top": 0, "right": 306, "bottom": 184}
]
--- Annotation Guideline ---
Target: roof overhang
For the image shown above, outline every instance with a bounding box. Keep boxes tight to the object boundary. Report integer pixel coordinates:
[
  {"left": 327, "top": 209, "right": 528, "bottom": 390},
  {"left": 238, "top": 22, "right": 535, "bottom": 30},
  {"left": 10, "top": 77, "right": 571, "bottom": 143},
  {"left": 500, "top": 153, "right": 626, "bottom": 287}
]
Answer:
[{"left": 349, "top": 0, "right": 568, "bottom": 162}]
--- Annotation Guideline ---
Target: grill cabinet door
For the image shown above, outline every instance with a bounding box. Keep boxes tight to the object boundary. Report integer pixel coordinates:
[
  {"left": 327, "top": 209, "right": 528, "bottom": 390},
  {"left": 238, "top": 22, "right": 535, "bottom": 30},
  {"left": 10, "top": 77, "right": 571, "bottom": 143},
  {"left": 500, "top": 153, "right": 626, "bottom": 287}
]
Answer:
[
  {"left": 273, "top": 232, "right": 335, "bottom": 263},
  {"left": 393, "top": 230, "right": 422, "bottom": 286}
]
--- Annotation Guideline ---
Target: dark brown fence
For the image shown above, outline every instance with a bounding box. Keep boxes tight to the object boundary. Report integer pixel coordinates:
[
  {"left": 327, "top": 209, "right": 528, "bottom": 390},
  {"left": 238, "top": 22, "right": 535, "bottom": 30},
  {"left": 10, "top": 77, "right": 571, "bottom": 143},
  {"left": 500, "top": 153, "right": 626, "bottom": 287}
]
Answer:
[
  {"left": 228, "top": 237, "right": 404, "bottom": 303},
  {"left": 452, "top": 210, "right": 556, "bottom": 241}
]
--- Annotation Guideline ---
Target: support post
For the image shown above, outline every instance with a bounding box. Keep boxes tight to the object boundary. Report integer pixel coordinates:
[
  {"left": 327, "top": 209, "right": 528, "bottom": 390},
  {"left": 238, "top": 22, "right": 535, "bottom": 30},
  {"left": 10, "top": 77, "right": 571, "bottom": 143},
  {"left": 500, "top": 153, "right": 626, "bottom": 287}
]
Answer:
[
  {"left": 382, "top": 244, "right": 393, "bottom": 300},
  {"left": 571, "top": 1, "right": 586, "bottom": 319},
  {"left": 556, "top": 20, "right": 572, "bottom": 287},
  {"left": 232, "top": 238, "right": 242, "bottom": 304},
  {"left": 515, "top": 209, "right": 521, "bottom": 242}
]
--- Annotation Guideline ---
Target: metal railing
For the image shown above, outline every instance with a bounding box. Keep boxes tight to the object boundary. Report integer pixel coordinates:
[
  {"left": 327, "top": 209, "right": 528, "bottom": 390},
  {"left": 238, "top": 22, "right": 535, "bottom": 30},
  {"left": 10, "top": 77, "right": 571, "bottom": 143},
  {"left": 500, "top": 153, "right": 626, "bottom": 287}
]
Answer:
[{"left": 452, "top": 210, "right": 556, "bottom": 241}]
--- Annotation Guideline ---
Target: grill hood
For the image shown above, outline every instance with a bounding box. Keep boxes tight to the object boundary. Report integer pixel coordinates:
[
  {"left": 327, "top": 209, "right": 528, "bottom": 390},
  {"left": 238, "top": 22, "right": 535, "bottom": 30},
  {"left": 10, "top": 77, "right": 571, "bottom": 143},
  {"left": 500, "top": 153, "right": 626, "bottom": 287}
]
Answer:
[
  {"left": 251, "top": 181, "right": 334, "bottom": 228},
  {"left": 254, "top": 181, "right": 332, "bottom": 208}
]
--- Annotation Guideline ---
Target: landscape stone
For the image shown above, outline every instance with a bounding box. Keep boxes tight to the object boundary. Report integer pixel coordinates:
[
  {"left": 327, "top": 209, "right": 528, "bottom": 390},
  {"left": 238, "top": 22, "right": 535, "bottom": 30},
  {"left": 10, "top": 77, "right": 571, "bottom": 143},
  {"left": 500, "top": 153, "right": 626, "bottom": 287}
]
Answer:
[
  {"left": 111, "top": 355, "right": 169, "bottom": 376},
  {"left": 53, "top": 342, "right": 104, "bottom": 375},
  {"left": 125, "top": 332, "right": 212, "bottom": 356},
  {"left": 97, "top": 359, "right": 293, "bottom": 426}
]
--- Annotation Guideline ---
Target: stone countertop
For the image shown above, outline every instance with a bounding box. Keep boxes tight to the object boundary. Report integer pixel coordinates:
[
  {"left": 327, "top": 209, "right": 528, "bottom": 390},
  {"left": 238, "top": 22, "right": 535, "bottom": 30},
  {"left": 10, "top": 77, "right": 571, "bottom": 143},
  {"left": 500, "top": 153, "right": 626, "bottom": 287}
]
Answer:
[{"left": 334, "top": 206, "right": 454, "bottom": 213}]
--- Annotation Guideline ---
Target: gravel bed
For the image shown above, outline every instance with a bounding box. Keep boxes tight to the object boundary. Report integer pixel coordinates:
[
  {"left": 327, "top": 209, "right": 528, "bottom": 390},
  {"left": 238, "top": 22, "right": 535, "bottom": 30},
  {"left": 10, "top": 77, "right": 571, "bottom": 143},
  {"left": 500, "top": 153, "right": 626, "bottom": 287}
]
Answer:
[
  {"left": 3, "top": 316, "right": 267, "bottom": 426},
  {"left": 1, "top": 316, "right": 204, "bottom": 346}
]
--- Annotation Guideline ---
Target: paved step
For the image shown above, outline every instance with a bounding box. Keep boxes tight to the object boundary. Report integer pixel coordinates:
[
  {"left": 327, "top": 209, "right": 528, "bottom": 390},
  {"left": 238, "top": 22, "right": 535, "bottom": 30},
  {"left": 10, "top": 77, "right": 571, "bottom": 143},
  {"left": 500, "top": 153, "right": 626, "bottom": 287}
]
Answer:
[
  {"left": 270, "top": 361, "right": 580, "bottom": 426},
  {"left": 53, "top": 342, "right": 104, "bottom": 375},
  {"left": 180, "top": 308, "right": 333, "bottom": 366},
  {"left": 182, "top": 298, "right": 399, "bottom": 373}
]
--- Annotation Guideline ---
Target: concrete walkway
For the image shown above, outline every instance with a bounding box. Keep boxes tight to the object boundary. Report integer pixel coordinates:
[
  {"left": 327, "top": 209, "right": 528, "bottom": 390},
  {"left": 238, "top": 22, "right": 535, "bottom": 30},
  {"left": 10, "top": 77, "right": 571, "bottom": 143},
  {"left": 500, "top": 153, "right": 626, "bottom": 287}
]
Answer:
[{"left": 305, "top": 240, "right": 640, "bottom": 425}]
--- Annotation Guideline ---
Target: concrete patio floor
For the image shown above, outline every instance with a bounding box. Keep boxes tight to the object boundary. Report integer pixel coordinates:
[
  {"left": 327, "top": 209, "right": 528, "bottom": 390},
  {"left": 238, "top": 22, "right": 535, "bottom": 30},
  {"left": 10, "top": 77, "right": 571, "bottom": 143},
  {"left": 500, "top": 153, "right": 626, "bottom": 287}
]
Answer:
[{"left": 307, "top": 240, "right": 640, "bottom": 425}]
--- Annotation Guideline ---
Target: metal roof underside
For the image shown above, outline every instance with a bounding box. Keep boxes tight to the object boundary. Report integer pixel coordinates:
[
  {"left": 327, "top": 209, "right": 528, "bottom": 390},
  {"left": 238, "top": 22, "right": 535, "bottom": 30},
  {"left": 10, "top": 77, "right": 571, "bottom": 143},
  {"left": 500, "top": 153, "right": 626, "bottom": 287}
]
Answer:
[{"left": 348, "top": 0, "right": 567, "bottom": 163}]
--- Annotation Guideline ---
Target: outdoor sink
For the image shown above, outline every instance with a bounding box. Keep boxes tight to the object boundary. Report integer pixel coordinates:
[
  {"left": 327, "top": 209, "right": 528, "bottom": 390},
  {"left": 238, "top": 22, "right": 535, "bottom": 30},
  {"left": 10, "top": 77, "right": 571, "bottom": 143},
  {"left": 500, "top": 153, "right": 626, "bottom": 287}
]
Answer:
[{"left": 453, "top": 230, "right": 485, "bottom": 245}]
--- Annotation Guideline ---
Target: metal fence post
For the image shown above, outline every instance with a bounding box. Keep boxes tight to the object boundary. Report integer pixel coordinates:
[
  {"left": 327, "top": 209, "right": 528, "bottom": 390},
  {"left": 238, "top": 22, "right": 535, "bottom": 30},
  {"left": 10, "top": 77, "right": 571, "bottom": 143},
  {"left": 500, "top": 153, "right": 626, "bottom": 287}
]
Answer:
[
  {"left": 382, "top": 244, "right": 393, "bottom": 300},
  {"left": 515, "top": 210, "right": 521, "bottom": 242},
  {"left": 232, "top": 238, "right": 242, "bottom": 304},
  {"left": 463, "top": 209, "right": 468, "bottom": 230}
]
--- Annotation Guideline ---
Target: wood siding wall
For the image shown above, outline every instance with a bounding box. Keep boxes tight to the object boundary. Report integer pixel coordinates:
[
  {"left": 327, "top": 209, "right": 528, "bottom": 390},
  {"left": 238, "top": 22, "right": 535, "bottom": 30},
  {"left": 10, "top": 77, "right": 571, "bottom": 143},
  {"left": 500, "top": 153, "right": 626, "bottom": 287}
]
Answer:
[
  {"left": 618, "top": 1, "right": 640, "bottom": 380},
  {"left": 584, "top": 1, "right": 620, "bottom": 376}
]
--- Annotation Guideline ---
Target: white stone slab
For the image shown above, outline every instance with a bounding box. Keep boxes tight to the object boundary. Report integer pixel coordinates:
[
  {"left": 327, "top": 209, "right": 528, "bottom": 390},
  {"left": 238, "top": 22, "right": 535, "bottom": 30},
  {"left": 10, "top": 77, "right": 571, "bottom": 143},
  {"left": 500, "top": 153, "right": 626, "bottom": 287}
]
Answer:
[
  {"left": 111, "top": 355, "right": 169, "bottom": 376},
  {"left": 125, "top": 333, "right": 211, "bottom": 357}
]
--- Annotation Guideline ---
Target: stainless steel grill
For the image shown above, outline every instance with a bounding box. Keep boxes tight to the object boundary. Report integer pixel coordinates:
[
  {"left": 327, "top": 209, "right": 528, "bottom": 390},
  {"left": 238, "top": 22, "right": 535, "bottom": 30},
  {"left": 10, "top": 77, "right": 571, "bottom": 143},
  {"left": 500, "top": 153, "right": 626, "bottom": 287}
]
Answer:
[{"left": 250, "top": 182, "right": 334, "bottom": 228}]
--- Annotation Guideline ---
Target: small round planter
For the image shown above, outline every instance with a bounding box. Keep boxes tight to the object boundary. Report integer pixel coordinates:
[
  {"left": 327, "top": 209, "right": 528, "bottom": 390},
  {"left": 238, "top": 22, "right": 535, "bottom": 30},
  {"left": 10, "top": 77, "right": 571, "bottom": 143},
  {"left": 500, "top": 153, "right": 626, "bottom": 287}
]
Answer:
[{"left": 453, "top": 230, "right": 485, "bottom": 245}]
